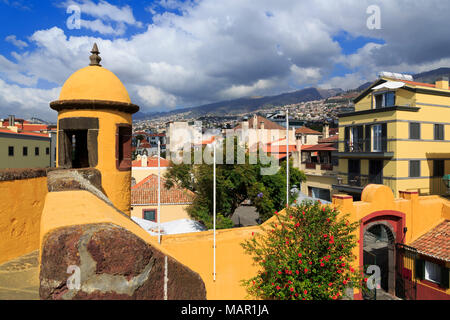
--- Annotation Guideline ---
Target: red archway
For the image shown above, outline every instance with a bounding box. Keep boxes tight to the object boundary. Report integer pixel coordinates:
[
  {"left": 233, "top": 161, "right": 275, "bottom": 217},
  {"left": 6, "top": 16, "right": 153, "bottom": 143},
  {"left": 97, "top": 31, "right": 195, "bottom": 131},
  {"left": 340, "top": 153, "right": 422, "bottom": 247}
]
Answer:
[{"left": 356, "top": 210, "right": 406, "bottom": 299}]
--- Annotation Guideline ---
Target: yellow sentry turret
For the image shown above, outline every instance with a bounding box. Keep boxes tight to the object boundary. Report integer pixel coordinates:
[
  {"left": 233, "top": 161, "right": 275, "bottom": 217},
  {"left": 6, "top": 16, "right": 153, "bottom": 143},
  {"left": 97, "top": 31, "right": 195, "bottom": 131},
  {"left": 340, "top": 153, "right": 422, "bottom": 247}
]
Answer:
[{"left": 50, "top": 43, "right": 139, "bottom": 216}]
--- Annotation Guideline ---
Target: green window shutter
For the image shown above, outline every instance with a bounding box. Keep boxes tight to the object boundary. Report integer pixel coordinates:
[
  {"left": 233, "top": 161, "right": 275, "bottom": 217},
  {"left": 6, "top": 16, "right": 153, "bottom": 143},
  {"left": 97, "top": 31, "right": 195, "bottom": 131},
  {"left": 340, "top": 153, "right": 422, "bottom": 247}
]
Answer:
[
  {"left": 440, "top": 266, "right": 449, "bottom": 289},
  {"left": 415, "top": 259, "right": 425, "bottom": 280}
]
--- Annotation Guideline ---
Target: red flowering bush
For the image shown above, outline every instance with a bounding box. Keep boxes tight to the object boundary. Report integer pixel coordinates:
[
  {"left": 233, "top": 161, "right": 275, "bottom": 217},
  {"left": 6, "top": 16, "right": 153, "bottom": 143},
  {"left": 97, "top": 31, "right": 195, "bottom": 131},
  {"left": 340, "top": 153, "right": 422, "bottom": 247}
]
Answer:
[{"left": 241, "top": 200, "right": 366, "bottom": 300}]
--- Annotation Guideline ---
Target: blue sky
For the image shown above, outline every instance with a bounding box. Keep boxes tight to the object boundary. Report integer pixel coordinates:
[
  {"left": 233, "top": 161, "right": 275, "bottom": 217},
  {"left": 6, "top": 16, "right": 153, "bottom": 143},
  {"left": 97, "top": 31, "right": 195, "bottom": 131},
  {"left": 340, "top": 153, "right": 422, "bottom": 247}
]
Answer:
[{"left": 0, "top": 0, "right": 449, "bottom": 120}]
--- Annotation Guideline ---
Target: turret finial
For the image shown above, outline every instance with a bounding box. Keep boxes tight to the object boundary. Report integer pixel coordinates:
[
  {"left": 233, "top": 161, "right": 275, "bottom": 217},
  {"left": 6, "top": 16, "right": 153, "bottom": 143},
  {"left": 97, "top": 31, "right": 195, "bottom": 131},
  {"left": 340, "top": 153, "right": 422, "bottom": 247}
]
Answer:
[{"left": 89, "top": 43, "right": 102, "bottom": 67}]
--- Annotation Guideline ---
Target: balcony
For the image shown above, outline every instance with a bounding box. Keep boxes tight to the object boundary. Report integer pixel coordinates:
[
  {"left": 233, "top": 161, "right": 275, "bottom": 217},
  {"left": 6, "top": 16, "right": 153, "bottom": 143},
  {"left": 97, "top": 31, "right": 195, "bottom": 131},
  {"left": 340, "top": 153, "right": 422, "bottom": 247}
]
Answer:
[
  {"left": 333, "top": 174, "right": 395, "bottom": 194},
  {"left": 301, "top": 162, "right": 336, "bottom": 175},
  {"left": 337, "top": 138, "right": 394, "bottom": 159},
  {"left": 305, "top": 162, "right": 317, "bottom": 169}
]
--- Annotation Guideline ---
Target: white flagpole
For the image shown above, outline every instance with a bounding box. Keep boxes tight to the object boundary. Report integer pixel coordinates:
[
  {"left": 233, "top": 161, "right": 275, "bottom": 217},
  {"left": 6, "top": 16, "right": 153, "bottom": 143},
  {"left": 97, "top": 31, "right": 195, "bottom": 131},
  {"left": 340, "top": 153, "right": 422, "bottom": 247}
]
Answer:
[
  {"left": 213, "top": 141, "right": 216, "bottom": 282},
  {"left": 158, "top": 140, "right": 161, "bottom": 244},
  {"left": 286, "top": 108, "right": 289, "bottom": 207}
]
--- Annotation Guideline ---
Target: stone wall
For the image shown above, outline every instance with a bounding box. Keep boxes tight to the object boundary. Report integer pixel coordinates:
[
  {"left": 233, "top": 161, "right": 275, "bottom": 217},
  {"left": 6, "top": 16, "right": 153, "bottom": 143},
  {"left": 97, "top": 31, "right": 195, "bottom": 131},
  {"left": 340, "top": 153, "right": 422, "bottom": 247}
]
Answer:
[{"left": 40, "top": 223, "right": 206, "bottom": 300}]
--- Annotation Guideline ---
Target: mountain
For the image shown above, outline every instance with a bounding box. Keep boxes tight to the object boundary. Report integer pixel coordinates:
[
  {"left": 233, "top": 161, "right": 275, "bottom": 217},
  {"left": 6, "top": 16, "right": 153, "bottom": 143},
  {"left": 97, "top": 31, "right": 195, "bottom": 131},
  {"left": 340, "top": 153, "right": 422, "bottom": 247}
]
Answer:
[
  {"left": 413, "top": 67, "right": 450, "bottom": 83},
  {"left": 134, "top": 67, "right": 450, "bottom": 120},
  {"left": 134, "top": 87, "right": 342, "bottom": 120}
]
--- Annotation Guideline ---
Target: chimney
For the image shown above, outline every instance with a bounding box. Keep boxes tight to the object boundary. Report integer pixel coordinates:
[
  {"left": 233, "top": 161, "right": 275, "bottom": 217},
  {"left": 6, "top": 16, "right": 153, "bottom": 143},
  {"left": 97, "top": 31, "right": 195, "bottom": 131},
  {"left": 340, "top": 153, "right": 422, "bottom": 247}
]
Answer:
[
  {"left": 435, "top": 76, "right": 449, "bottom": 90},
  {"left": 323, "top": 123, "right": 330, "bottom": 139},
  {"left": 141, "top": 154, "right": 147, "bottom": 167},
  {"left": 242, "top": 117, "right": 249, "bottom": 131},
  {"left": 8, "top": 115, "right": 15, "bottom": 127},
  {"left": 253, "top": 114, "right": 258, "bottom": 129},
  {"left": 260, "top": 121, "right": 265, "bottom": 130}
]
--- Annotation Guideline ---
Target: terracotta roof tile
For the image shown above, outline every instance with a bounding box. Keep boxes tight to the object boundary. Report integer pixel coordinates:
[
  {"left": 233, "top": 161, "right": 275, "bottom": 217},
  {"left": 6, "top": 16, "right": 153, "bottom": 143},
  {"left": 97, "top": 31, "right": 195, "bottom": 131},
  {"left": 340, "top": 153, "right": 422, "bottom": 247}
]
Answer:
[
  {"left": 410, "top": 220, "right": 450, "bottom": 262},
  {"left": 318, "top": 134, "right": 339, "bottom": 143},
  {"left": 131, "top": 174, "right": 194, "bottom": 205},
  {"left": 295, "top": 126, "right": 321, "bottom": 135},
  {"left": 301, "top": 143, "right": 336, "bottom": 152}
]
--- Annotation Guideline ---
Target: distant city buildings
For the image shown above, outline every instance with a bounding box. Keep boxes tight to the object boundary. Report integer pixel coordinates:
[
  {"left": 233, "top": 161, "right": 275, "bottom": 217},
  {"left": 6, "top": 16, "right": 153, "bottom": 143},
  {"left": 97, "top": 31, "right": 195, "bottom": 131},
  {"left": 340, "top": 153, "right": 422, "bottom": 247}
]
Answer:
[{"left": 0, "top": 115, "right": 56, "bottom": 169}]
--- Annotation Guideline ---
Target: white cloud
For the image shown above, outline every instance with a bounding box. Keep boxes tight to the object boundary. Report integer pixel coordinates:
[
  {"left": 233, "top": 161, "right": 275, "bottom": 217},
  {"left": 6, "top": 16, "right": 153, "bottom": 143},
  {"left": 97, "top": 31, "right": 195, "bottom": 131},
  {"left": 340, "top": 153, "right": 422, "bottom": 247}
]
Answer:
[
  {"left": 61, "top": 0, "right": 142, "bottom": 35},
  {"left": 1, "top": 0, "right": 450, "bottom": 120},
  {"left": 134, "top": 85, "right": 178, "bottom": 109},
  {"left": 0, "top": 78, "right": 60, "bottom": 120},
  {"left": 5, "top": 35, "right": 28, "bottom": 49}
]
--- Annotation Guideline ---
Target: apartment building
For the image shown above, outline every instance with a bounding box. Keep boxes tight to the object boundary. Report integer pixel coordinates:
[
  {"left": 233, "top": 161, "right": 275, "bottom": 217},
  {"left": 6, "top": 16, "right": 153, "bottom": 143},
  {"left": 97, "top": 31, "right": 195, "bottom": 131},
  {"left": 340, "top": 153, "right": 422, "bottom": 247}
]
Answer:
[
  {"left": 299, "top": 125, "right": 339, "bottom": 202},
  {"left": 334, "top": 73, "right": 450, "bottom": 200}
]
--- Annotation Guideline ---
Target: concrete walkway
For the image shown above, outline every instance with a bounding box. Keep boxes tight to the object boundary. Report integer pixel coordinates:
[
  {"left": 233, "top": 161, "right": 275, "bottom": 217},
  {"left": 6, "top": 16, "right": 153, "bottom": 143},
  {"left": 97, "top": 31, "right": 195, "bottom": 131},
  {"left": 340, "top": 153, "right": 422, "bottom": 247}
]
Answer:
[{"left": 0, "top": 250, "right": 40, "bottom": 300}]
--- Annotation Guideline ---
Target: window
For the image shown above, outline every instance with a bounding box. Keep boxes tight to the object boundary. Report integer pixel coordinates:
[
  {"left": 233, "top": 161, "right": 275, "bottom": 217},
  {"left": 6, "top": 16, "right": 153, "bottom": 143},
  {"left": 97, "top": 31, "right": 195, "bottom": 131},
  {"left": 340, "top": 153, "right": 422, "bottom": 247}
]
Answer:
[
  {"left": 409, "top": 160, "right": 420, "bottom": 177},
  {"left": 409, "top": 123, "right": 421, "bottom": 140},
  {"left": 46, "top": 147, "right": 50, "bottom": 155},
  {"left": 117, "top": 125, "right": 132, "bottom": 170},
  {"left": 433, "top": 160, "right": 445, "bottom": 177},
  {"left": 434, "top": 124, "right": 444, "bottom": 141},
  {"left": 8, "top": 146, "right": 14, "bottom": 156},
  {"left": 372, "top": 124, "right": 382, "bottom": 152},
  {"left": 58, "top": 117, "right": 99, "bottom": 168},
  {"left": 425, "top": 261, "right": 442, "bottom": 284},
  {"left": 23, "top": 146, "right": 28, "bottom": 156},
  {"left": 375, "top": 92, "right": 395, "bottom": 108},
  {"left": 35, "top": 147, "right": 39, "bottom": 156},
  {"left": 143, "top": 209, "right": 157, "bottom": 222},
  {"left": 67, "top": 130, "right": 89, "bottom": 168}
]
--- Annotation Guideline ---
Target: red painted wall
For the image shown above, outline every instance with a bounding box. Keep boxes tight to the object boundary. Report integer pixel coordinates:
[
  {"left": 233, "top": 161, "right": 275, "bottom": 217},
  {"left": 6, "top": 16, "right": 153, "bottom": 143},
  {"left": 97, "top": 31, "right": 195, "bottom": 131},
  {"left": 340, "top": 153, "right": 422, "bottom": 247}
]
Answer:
[{"left": 417, "top": 281, "right": 449, "bottom": 300}]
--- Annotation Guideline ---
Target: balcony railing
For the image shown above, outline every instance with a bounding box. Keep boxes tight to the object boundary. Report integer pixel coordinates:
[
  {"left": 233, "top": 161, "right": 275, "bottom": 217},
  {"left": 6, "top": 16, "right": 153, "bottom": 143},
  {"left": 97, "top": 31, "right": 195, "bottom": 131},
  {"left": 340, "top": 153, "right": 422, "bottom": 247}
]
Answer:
[
  {"left": 343, "top": 138, "right": 393, "bottom": 153},
  {"left": 336, "top": 174, "right": 395, "bottom": 191},
  {"left": 304, "top": 162, "right": 334, "bottom": 171},
  {"left": 305, "top": 162, "right": 316, "bottom": 169},
  {"left": 321, "top": 163, "right": 334, "bottom": 171}
]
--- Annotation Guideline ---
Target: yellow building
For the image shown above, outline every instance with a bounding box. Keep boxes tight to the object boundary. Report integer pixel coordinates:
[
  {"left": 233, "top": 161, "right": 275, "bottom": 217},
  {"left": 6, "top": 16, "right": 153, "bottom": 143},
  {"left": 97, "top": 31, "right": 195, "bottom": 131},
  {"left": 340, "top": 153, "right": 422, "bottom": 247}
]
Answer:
[
  {"left": 49, "top": 43, "right": 139, "bottom": 215},
  {"left": 0, "top": 129, "right": 51, "bottom": 169},
  {"left": 335, "top": 74, "right": 450, "bottom": 200}
]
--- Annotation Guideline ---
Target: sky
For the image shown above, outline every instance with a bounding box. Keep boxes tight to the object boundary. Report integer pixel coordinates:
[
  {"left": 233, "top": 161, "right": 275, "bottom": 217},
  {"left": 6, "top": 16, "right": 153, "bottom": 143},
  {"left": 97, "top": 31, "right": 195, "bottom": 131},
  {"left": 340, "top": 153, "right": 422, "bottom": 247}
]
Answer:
[{"left": 1, "top": 0, "right": 450, "bottom": 121}]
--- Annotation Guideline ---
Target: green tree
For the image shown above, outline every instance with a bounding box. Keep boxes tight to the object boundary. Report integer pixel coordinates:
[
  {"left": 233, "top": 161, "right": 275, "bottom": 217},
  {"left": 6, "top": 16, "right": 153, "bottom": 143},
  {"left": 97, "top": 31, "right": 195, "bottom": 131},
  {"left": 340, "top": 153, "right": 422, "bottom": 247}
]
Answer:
[
  {"left": 241, "top": 201, "right": 366, "bottom": 300},
  {"left": 164, "top": 137, "right": 306, "bottom": 229}
]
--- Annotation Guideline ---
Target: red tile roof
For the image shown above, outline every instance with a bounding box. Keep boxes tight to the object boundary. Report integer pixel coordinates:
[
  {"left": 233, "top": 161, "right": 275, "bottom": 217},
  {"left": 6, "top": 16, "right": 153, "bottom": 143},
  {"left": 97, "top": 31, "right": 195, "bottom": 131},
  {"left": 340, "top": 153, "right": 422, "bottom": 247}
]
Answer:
[
  {"left": 301, "top": 143, "right": 336, "bottom": 152},
  {"left": 0, "top": 128, "right": 50, "bottom": 138},
  {"left": 410, "top": 220, "right": 450, "bottom": 262},
  {"left": 263, "top": 145, "right": 297, "bottom": 153},
  {"left": 131, "top": 174, "right": 194, "bottom": 205},
  {"left": 295, "top": 127, "right": 321, "bottom": 135},
  {"left": 234, "top": 115, "right": 285, "bottom": 130},
  {"left": 132, "top": 156, "right": 170, "bottom": 168},
  {"left": 301, "top": 144, "right": 314, "bottom": 150},
  {"left": 318, "top": 134, "right": 339, "bottom": 143},
  {"left": 137, "top": 141, "right": 152, "bottom": 148},
  {"left": 22, "top": 124, "right": 50, "bottom": 131}
]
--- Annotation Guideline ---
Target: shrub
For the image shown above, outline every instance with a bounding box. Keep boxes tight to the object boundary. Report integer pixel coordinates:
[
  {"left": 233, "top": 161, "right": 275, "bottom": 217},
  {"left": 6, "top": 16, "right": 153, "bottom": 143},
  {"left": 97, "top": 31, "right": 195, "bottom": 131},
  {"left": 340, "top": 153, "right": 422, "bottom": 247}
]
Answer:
[{"left": 241, "top": 200, "right": 366, "bottom": 300}]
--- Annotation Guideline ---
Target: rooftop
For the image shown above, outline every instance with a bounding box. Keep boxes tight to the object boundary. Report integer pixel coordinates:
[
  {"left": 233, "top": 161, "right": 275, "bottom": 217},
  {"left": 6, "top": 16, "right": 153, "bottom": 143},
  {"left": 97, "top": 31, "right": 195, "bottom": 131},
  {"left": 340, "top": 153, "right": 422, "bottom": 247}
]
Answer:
[
  {"left": 131, "top": 174, "right": 194, "bottom": 205},
  {"left": 295, "top": 126, "right": 322, "bottom": 135},
  {"left": 132, "top": 156, "right": 170, "bottom": 168},
  {"left": 410, "top": 220, "right": 450, "bottom": 262},
  {"left": 234, "top": 115, "right": 285, "bottom": 130}
]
